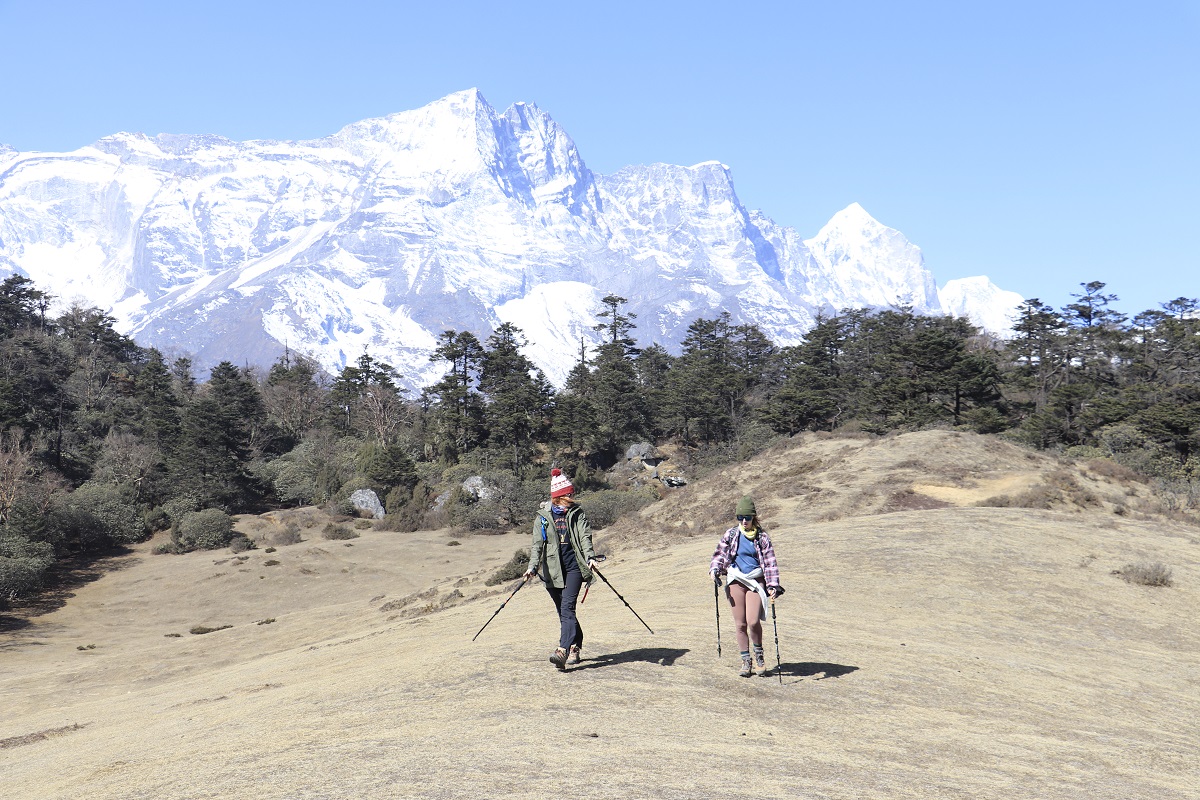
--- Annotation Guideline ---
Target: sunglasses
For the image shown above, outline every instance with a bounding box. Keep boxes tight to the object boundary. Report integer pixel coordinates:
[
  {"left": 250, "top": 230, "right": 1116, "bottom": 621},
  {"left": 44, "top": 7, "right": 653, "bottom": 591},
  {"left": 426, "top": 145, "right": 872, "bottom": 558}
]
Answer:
[{"left": 736, "top": 515, "right": 754, "bottom": 522}]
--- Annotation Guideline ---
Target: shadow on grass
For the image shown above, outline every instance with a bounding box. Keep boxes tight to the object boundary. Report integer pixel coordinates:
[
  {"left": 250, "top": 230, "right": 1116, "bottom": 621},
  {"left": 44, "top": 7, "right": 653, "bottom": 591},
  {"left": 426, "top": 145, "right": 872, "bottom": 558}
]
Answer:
[
  {"left": 1, "top": 546, "right": 138, "bottom": 627},
  {"left": 571, "top": 647, "right": 689, "bottom": 671},
  {"left": 775, "top": 661, "right": 859, "bottom": 681},
  {"left": 0, "top": 615, "right": 34, "bottom": 634}
]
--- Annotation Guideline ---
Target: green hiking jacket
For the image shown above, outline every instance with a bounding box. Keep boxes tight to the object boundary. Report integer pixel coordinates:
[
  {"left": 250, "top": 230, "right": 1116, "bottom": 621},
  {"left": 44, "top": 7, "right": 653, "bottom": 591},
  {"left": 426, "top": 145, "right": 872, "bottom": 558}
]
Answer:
[{"left": 527, "top": 502, "right": 595, "bottom": 588}]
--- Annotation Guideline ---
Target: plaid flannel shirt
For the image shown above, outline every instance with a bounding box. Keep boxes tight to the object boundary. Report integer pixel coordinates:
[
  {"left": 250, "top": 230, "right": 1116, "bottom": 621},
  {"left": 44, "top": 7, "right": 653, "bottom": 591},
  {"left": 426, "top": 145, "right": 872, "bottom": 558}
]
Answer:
[{"left": 710, "top": 526, "right": 781, "bottom": 589}]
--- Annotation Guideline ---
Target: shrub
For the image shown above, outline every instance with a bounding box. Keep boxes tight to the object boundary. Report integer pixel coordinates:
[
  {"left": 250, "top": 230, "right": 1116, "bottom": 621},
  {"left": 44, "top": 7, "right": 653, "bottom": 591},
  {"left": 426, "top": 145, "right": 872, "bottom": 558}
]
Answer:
[
  {"left": 581, "top": 488, "right": 658, "bottom": 530},
  {"left": 377, "top": 503, "right": 426, "bottom": 532},
  {"left": 53, "top": 482, "right": 146, "bottom": 548},
  {"left": 176, "top": 509, "right": 234, "bottom": 551},
  {"left": 486, "top": 548, "right": 529, "bottom": 586},
  {"left": 189, "top": 624, "right": 232, "bottom": 635},
  {"left": 0, "top": 533, "right": 54, "bottom": 605},
  {"left": 963, "top": 406, "right": 1009, "bottom": 435},
  {"left": 321, "top": 523, "right": 359, "bottom": 540},
  {"left": 356, "top": 442, "right": 418, "bottom": 495},
  {"left": 464, "top": 500, "right": 503, "bottom": 531},
  {"left": 1115, "top": 562, "right": 1173, "bottom": 587},
  {"left": 143, "top": 506, "right": 171, "bottom": 533},
  {"left": 229, "top": 534, "right": 255, "bottom": 553},
  {"left": 272, "top": 522, "right": 302, "bottom": 546},
  {"left": 161, "top": 493, "right": 203, "bottom": 528},
  {"left": 254, "top": 435, "right": 361, "bottom": 507},
  {"left": 1085, "top": 458, "right": 1142, "bottom": 482}
]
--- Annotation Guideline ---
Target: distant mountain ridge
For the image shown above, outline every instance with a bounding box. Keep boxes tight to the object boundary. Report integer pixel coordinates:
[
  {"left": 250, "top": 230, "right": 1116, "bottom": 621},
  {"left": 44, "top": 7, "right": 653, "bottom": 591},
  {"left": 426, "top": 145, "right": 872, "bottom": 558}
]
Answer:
[{"left": 0, "top": 89, "right": 1021, "bottom": 387}]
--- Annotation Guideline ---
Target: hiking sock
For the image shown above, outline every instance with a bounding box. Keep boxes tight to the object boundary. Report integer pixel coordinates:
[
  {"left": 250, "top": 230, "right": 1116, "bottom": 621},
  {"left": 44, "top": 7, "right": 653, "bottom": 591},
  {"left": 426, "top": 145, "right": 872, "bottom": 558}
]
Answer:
[{"left": 753, "top": 644, "right": 765, "bottom": 666}]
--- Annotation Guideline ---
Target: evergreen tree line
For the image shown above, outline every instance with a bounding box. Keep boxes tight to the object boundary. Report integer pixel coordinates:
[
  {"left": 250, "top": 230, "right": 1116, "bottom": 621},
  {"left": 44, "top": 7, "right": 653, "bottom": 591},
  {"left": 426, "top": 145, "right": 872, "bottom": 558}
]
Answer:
[{"left": 2, "top": 276, "right": 1197, "bottom": 605}]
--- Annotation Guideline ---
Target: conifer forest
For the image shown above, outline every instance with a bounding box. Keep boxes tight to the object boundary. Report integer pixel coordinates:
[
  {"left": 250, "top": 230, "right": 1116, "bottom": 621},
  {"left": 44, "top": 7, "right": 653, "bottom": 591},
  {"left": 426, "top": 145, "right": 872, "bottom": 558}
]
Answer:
[{"left": 2, "top": 275, "right": 1198, "bottom": 602}]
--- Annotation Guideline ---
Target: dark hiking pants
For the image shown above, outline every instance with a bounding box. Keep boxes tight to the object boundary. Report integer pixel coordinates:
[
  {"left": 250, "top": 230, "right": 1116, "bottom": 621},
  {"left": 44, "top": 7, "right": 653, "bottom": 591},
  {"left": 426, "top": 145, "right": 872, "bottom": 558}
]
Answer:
[{"left": 547, "top": 568, "right": 585, "bottom": 650}]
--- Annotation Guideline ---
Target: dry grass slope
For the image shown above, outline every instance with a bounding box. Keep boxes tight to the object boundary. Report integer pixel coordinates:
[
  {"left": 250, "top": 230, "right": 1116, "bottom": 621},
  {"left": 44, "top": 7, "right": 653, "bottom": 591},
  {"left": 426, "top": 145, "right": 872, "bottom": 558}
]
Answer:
[{"left": 2, "top": 430, "right": 1197, "bottom": 799}]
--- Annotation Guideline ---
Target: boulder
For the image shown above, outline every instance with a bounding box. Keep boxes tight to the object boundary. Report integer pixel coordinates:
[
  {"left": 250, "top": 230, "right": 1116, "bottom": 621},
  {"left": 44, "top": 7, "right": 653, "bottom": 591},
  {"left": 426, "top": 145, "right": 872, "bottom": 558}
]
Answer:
[
  {"left": 350, "top": 489, "right": 386, "bottom": 520},
  {"left": 462, "top": 476, "right": 497, "bottom": 501},
  {"left": 625, "top": 442, "right": 658, "bottom": 462}
]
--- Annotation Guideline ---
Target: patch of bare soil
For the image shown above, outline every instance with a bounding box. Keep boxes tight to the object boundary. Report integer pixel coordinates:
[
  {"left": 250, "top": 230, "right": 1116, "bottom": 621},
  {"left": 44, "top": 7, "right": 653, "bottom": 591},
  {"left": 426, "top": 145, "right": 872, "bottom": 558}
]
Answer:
[{"left": 2, "top": 431, "right": 1197, "bottom": 799}]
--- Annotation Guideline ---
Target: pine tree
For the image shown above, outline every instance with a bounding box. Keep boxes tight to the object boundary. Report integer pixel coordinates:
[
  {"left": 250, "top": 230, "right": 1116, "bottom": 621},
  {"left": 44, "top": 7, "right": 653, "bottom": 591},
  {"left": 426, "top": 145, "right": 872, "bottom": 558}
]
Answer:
[
  {"left": 480, "top": 323, "right": 552, "bottom": 474},
  {"left": 1063, "top": 281, "right": 1126, "bottom": 385},
  {"left": 329, "top": 352, "right": 403, "bottom": 439},
  {"left": 634, "top": 343, "right": 675, "bottom": 439},
  {"left": 263, "top": 350, "right": 326, "bottom": 443},
  {"left": 0, "top": 275, "right": 51, "bottom": 336},
  {"left": 425, "top": 331, "right": 485, "bottom": 461},
  {"left": 1008, "top": 299, "right": 1068, "bottom": 413}
]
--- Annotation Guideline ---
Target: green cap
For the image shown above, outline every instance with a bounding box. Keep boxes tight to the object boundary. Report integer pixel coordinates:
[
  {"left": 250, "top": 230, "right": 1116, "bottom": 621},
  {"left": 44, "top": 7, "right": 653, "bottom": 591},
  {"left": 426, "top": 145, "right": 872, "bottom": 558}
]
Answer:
[{"left": 735, "top": 496, "right": 756, "bottom": 517}]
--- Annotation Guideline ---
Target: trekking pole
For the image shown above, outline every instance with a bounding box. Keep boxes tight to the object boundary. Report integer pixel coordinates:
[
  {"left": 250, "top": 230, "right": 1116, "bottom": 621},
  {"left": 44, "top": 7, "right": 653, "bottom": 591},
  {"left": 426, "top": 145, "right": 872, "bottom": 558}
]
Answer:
[
  {"left": 471, "top": 575, "right": 530, "bottom": 642},
  {"left": 770, "top": 595, "right": 782, "bottom": 684},
  {"left": 580, "top": 555, "right": 604, "bottom": 605},
  {"left": 590, "top": 565, "right": 654, "bottom": 634},
  {"left": 714, "top": 579, "right": 722, "bottom": 657}
]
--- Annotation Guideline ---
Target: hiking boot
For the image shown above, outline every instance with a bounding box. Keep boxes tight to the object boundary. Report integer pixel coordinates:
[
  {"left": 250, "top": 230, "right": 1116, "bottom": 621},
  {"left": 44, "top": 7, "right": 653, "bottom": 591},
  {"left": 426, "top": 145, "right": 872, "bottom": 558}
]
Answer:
[
  {"left": 739, "top": 656, "right": 754, "bottom": 678},
  {"left": 754, "top": 647, "right": 767, "bottom": 675},
  {"left": 567, "top": 645, "right": 581, "bottom": 665},
  {"left": 550, "top": 647, "right": 568, "bottom": 670}
]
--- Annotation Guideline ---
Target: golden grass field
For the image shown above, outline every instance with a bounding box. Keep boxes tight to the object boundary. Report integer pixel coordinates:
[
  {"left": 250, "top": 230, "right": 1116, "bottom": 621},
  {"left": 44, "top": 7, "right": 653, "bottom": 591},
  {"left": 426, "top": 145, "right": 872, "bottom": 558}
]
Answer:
[{"left": 2, "top": 430, "right": 1197, "bottom": 799}]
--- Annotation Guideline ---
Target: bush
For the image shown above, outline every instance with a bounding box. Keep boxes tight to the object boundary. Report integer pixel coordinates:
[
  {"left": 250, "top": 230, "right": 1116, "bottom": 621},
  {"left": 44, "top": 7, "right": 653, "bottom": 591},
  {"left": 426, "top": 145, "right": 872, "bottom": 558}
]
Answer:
[
  {"left": 176, "top": 509, "right": 234, "bottom": 551},
  {"left": 189, "top": 624, "right": 232, "bottom": 635},
  {"left": 272, "top": 522, "right": 302, "bottom": 546},
  {"left": 321, "top": 523, "right": 359, "bottom": 540},
  {"left": 963, "top": 406, "right": 1009, "bottom": 435},
  {"left": 254, "top": 435, "right": 361, "bottom": 506},
  {"left": 581, "top": 488, "right": 658, "bottom": 530},
  {"left": 229, "top": 534, "right": 255, "bottom": 553},
  {"left": 143, "top": 506, "right": 171, "bottom": 533},
  {"left": 486, "top": 548, "right": 529, "bottom": 586},
  {"left": 1115, "top": 562, "right": 1173, "bottom": 587},
  {"left": 0, "top": 533, "right": 54, "bottom": 605},
  {"left": 161, "top": 493, "right": 203, "bottom": 528},
  {"left": 356, "top": 442, "right": 418, "bottom": 495},
  {"left": 377, "top": 502, "right": 426, "bottom": 533},
  {"left": 464, "top": 501, "right": 503, "bottom": 531},
  {"left": 52, "top": 482, "right": 147, "bottom": 548}
]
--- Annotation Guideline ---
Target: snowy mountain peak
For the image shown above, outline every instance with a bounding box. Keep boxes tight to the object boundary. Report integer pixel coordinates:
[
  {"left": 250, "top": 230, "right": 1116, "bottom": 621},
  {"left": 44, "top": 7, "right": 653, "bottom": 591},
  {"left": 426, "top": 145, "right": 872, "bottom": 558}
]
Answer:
[
  {"left": 816, "top": 202, "right": 889, "bottom": 236},
  {"left": 939, "top": 276, "right": 1025, "bottom": 337},
  {"left": 0, "top": 90, "right": 1018, "bottom": 389},
  {"left": 802, "top": 204, "right": 941, "bottom": 315}
]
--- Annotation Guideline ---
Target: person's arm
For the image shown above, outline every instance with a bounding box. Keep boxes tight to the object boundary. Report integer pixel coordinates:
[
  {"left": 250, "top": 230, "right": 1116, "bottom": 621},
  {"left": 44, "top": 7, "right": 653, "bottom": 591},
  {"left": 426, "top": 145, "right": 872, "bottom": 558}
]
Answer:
[
  {"left": 759, "top": 531, "right": 781, "bottom": 594},
  {"left": 524, "top": 515, "right": 546, "bottom": 578},
  {"left": 578, "top": 512, "right": 597, "bottom": 567},
  {"left": 710, "top": 529, "right": 732, "bottom": 581}
]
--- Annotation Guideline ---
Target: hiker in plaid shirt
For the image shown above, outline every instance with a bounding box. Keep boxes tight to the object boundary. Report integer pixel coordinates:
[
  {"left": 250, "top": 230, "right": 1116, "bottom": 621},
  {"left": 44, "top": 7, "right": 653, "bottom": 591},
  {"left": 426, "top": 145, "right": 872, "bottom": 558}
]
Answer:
[{"left": 710, "top": 495, "right": 785, "bottom": 677}]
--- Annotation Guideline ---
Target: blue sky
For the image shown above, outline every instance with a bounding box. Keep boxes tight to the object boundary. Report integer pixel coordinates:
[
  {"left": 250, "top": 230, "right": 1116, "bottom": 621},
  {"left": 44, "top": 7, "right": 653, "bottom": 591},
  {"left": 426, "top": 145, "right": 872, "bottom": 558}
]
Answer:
[{"left": 1, "top": 0, "right": 1196, "bottom": 317}]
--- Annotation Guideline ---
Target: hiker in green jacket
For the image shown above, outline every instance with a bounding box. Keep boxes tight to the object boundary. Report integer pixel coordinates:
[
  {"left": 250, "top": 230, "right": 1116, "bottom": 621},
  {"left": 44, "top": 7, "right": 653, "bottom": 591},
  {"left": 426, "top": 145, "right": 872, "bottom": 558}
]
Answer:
[{"left": 524, "top": 468, "right": 598, "bottom": 670}]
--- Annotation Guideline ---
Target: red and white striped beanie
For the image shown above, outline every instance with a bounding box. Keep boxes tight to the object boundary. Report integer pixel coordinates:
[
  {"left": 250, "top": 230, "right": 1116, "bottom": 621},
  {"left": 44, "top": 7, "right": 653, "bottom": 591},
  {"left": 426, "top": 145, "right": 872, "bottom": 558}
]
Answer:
[{"left": 550, "top": 468, "right": 574, "bottom": 498}]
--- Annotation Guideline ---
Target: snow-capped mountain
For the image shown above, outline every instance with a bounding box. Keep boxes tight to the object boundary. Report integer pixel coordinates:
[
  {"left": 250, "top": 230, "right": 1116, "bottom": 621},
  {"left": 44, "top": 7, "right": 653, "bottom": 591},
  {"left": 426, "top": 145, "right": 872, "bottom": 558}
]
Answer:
[
  {"left": 0, "top": 89, "right": 1017, "bottom": 388},
  {"left": 939, "top": 276, "right": 1025, "bottom": 339}
]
